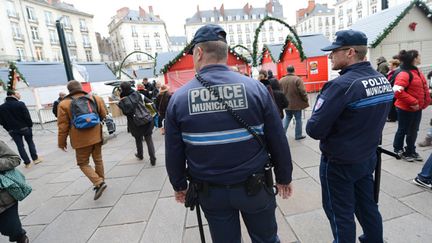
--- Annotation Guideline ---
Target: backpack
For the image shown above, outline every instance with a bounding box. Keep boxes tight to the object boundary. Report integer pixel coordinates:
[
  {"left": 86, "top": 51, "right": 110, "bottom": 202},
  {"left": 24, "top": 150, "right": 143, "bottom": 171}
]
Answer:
[
  {"left": 388, "top": 68, "right": 413, "bottom": 88},
  {"left": 70, "top": 94, "right": 101, "bottom": 129},
  {"left": 118, "top": 94, "right": 153, "bottom": 126}
]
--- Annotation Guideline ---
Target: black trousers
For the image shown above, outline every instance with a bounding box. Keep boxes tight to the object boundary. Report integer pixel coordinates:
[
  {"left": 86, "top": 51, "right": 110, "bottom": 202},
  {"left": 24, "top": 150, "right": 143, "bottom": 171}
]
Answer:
[
  {"left": 0, "top": 203, "right": 26, "bottom": 242},
  {"left": 134, "top": 135, "right": 156, "bottom": 162},
  {"left": 9, "top": 127, "right": 38, "bottom": 164}
]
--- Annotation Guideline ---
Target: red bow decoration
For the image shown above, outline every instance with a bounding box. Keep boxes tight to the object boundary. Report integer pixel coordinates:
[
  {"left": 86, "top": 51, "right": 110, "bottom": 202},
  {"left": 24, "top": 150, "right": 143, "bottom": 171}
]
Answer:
[{"left": 409, "top": 22, "right": 417, "bottom": 31}]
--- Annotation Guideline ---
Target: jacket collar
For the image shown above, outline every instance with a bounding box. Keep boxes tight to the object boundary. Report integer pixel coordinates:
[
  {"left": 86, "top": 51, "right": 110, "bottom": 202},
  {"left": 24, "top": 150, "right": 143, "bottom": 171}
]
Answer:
[
  {"left": 65, "top": 90, "right": 88, "bottom": 99},
  {"left": 5, "top": 96, "right": 19, "bottom": 102},
  {"left": 198, "top": 64, "right": 230, "bottom": 75},
  {"left": 339, "top": 61, "right": 371, "bottom": 75}
]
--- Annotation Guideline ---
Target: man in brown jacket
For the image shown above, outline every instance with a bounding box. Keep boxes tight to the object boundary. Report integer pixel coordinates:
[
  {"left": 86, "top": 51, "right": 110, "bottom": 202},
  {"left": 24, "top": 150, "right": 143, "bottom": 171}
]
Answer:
[
  {"left": 279, "top": 65, "right": 309, "bottom": 140},
  {"left": 57, "top": 80, "right": 108, "bottom": 200}
]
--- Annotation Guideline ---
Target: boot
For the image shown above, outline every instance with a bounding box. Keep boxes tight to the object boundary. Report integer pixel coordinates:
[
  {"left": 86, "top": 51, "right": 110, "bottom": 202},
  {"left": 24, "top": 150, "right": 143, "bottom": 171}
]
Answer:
[
  {"left": 17, "top": 234, "right": 29, "bottom": 243},
  {"left": 418, "top": 137, "right": 432, "bottom": 147}
]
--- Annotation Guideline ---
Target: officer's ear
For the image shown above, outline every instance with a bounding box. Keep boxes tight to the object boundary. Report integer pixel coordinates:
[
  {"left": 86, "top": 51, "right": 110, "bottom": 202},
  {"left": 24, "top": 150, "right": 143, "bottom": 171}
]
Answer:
[{"left": 194, "top": 46, "right": 204, "bottom": 61}]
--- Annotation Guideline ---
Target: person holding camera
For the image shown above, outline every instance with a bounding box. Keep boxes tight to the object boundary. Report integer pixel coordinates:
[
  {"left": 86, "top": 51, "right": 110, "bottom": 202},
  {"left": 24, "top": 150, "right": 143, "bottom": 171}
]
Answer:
[
  {"left": 306, "top": 30, "right": 393, "bottom": 243},
  {"left": 165, "top": 24, "right": 293, "bottom": 243}
]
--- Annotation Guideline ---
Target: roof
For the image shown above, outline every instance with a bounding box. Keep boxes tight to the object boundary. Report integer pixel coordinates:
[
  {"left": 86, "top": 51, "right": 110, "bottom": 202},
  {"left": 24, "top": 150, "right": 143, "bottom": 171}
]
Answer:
[
  {"left": 126, "top": 68, "right": 155, "bottom": 79},
  {"left": 299, "top": 34, "right": 331, "bottom": 57},
  {"left": 309, "top": 3, "right": 335, "bottom": 16},
  {"left": 154, "top": 52, "right": 180, "bottom": 74},
  {"left": 263, "top": 44, "right": 284, "bottom": 62},
  {"left": 351, "top": 0, "right": 432, "bottom": 48},
  {"left": 186, "top": 1, "right": 283, "bottom": 24},
  {"left": 118, "top": 9, "right": 164, "bottom": 23},
  {"left": 169, "top": 36, "right": 187, "bottom": 46},
  {"left": 0, "top": 62, "right": 117, "bottom": 88}
]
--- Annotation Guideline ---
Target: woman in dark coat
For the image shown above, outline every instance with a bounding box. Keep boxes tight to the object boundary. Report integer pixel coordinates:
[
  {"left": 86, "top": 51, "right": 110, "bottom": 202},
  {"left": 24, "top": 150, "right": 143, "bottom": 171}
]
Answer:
[
  {"left": 155, "top": 84, "right": 172, "bottom": 135},
  {"left": 120, "top": 82, "right": 156, "bottom": 165}
]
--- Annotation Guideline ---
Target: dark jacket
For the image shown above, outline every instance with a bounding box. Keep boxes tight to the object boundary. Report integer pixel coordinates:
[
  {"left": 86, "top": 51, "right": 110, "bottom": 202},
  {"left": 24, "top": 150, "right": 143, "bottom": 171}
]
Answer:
[
  {"left": 270, "top": 80, "right": 289, "bottom": 118},
  {"left": 279, "top": 74, "right": 309, "bottom": 110},
  {"left": 166, "top": 64, "right": 293, "bottom": 191},
  {"left": 52, "top": 97, "right": 64, "bottom": 117},
  {"left": 306, "top": 62, "right": 393, "bottom": 164},
  {"left": 394, "top": 65, "right": 431, "bottom": 112},
  {"left": 376, "top": 57, "right": 389, "bottom": 76},
  {"left": 0, "top": 97, "right": 33, "bottom": 132},
  {"left": 0, "top": 140, "right": 21, "bottom": 214},
  {"left": 121, "top": 90, "right": 154, "bottom": 137},
  {"left": 155, "top": 90, "right": 172, "bottom": 120}
]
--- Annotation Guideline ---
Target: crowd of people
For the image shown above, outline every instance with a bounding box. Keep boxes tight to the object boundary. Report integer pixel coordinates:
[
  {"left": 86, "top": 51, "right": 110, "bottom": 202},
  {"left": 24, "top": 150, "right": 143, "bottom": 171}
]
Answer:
[{"left": 0, "top": 23, "right": 430, "bottom": 243}]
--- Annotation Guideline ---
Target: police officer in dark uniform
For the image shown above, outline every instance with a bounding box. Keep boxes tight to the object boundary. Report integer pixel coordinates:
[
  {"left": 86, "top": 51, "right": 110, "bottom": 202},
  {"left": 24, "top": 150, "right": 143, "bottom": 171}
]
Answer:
[
  {"left": 306, "top": 30, "right": 393, "bottom": 243},
  {"left": 165, "top": 24, "right": 293, "bottom": 243}
]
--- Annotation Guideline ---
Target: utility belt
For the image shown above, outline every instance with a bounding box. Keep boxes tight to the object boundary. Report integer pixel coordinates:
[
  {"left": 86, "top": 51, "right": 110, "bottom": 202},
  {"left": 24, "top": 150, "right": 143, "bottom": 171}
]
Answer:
[{"left": 185, "top": 164, "right": 277, "bottom": 210}]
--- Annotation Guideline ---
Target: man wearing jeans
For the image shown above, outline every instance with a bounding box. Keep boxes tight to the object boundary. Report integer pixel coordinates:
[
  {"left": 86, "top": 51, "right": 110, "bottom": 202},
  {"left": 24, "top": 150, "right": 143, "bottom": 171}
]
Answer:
[
  {"left": 279, "top": 65, "right": 309, "bottom": 140},
  {"left": 0, "top": 90, "right": 42, "bottom": 168},
  {"left": 413, "top": 153, "right": 432, "bottom": 189}
]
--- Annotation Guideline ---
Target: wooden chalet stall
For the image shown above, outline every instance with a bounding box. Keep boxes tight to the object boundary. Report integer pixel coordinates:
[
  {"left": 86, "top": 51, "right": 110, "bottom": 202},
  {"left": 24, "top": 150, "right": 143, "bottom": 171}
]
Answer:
[
  {"left": 155, "top": 47, "right": 251, "bottom": 92},
  {"left": 260, "top": 34, "right": 331, "bottom": 92}
]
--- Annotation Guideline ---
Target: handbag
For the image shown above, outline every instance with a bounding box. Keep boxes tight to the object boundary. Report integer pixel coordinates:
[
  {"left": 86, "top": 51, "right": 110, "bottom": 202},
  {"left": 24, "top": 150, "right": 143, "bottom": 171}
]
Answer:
[
  {"left": 0, "top": 169, "right": 32, "bottom": 201},
  {"left": 101, "top": 121, "right": 110, "bottom": 145},
  {"left": 195, "top": 74, "right": 277, "bottom": 195}
]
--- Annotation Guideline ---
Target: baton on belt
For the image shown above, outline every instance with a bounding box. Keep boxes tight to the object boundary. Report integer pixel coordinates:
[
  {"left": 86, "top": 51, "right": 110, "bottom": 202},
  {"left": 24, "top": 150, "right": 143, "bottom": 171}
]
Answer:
[{"left": 375, "top": 145, "right": 401, "bottom": 203}]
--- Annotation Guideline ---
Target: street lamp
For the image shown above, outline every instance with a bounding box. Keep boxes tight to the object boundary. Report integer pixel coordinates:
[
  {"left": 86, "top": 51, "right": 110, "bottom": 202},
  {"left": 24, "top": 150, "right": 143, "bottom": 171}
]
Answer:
[{"left": 56, "top": 17, "right": 74, "bottom": 81}]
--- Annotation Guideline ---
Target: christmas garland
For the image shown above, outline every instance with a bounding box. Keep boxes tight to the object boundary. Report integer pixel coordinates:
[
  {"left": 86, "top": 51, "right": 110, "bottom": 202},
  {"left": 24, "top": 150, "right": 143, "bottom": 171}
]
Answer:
[
  {"left": 7, "top": 62, "right": 28, "bottom": 91},
  {"left": 160, "top": 43, "right": 250, "bottom": 74},
  {"left": 252, "top": 16, "right": 306, "bottom": 67},
  {"left": 371, "top": 0, "right": 432, "bottom": 48}
]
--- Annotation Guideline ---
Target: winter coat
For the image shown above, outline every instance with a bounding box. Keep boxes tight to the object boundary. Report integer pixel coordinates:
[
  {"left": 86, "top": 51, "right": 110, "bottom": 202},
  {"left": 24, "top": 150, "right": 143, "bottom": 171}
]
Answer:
[
  {"left": 155, "top": 91, "right": 172, "bottom": 120},
  {"left": 121, "top": 91, "right": 154, "bottom": 138},
  {"left": 0, "top": 140, "right": 21, "bottom": 214},
  {"left": 376, "top": 57, "right": 389, "bottom": 76},
  {"left": 57, "top": 91, "right": 107, "bottom": 149},
  {"left": 0, "top": 97, "right": 33, "bottom": 132},
  {"left": 279, "top": 74, "right": 309, "bottom": 110},
  {"left": 394, "top": 66, "right": 431, "bottom": 112}
]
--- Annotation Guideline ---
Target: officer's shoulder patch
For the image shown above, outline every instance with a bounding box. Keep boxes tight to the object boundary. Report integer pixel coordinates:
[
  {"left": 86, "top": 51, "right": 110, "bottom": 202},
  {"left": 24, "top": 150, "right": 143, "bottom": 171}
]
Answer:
[{"left": 314, "top": 97, "right": 325, "bottom": 112}]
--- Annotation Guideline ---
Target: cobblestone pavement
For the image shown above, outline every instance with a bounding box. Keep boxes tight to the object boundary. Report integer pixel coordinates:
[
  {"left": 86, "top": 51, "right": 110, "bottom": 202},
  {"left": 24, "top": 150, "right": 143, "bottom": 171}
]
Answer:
[{"left": 1, "top": 107, "right": 431, "bottom": 243}]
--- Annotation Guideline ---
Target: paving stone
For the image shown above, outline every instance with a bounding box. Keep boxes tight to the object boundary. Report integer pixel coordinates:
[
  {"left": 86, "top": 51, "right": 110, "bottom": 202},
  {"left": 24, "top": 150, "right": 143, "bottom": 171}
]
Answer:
[
  {"left": 49, "top": 168, "right": 83, "bottom": 183},
  {"left": 0, "top": 225, "right": 45, "bottom": 243},
  {"left": 102, "top": 191, "right": 159, "bottom": 226},
  {"left": 382, "top": 159, "right": 424, "bottom": 180},
  {"left": 380, "top": 171, "right": 423, "bottom": 198},
  {"left": 23, "top": 165, "right": 58, "bottom": 179},
  {"left": 292, "top": 163, "right": 308, "bottom": 180},
  {"left": 383, "top": 213, "right": 432, "bottom": 243},
  {"left": 55, "top": 177, "right": 92, "bottom": 197},
  {"left": 22, "top": 196, "right": 78, "bottom": 225},
  {"left": 20, "top": 182, "right": 70, "bottom": 216},
  {"left": 400, "top": 191, "right": 432, "bottom": 220},
  {"left": 277, "top": 178, "right": 322, "bottom": 216},
  {"left": 290, "top": 146, "right": 321, "bottom": 168},
  {"left": 106, "top": 164, "right": 144, "bottom": 178},
  {"left": 34, "top": 208, "right": 110, "bottom": 243},
  {"left": 160, "top": 177, "right": 174, "bottom": 198},
  {"left": 88, "top": 222, "right": 146, "bottom": 243},
  {"left": 68, "top": 177, "right": 134, "bottom": 210},
  {"left": 185, "top": 206, "right": 208, "bottom": 228},
  {"left": 304, "top": 165, "right": 320, "bottom": 184},
  {"left": 183, "top": 226, "right": 212, "bottom": 243},
  {"left": 274, "top": 207, "right": 298, "bottom": 242},
  {"left": 26, "top": 173, "right": 63, "bottom": 191},
  {"left": 378, "top": 192, "right": 413, "bottom": 221},
  {"left": 286, "top": 209, "right": 333, "bottom": 243},
  {"left": 126, "top": 167, "right": 167, "bottom": 194},
  {"left": 140, "top": 197, "right": 186, "bottom": 243}
]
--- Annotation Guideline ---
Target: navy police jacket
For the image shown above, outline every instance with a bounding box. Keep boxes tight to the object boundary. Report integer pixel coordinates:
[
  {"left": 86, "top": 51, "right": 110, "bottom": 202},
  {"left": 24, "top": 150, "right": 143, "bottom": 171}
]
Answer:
[
  {"left": 165, "top": 64, "right": 293, "bottom": 191},
  {"left": 306, "top": 62, "right": 393, "bottom": 164}
]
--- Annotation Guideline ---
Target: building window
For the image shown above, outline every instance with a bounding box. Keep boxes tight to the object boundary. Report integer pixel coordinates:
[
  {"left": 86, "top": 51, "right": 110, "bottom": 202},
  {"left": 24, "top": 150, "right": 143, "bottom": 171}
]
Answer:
[
  {"left": 210, "top": 17, "right": 215, "bottom": 22},
  {"left": 30, "top": 26, "right": 39, "bottom": 40},
  {"left": 133, "top": 39, "right": 140, "bottom": 49},
  {"left": 227, "top": 15, "right": 232, "bottom": 21},
  {"left": 228, "top": 25, "right": 233, "bottom": 34},
  {"left": 85, "top": 50, "right": 92, "bottom": 62},
  {"left": 219, "top": 16, "right": 223, "bottom": 22},
  {"left": 357, "top": 10, "right": 362, "bottom": 19},
  {"left": 143, "top": 32, "right": 149, "bottom": 37},
  {"left": 318, "top": 17, "right": 323, "bottom": 26},
  {"left": 279, "top": 36, "right": 284, "bottom": 42},
  {"left": 371, "top": 5, "right": 377, "bottom": 14},
  {"left": 238, "top": 35, "right": 243, "bottom": 44},
  {"left": 201, "top": 17, "right": 206, "bottom": 22},
  {"left": 6, "top": 1, "right": 18, "bottom": 17},
  {"left": 261, "top": 34, "right": 267, "bottom": 42},
  {"left": 252, "top": 14, "right": 256, "bottom": 19},
  {"left": 236, "top": 15, "right": 240, "bottom": 21},
  {"left": 49, "top": 30, "right": 58, "bottom": 43},
  {"left": 44, "top": 11, "right": 53, "bottom": 26},
  {"left": 237, "top": 24, "right": 242, "bottom": 33},
  {"left": 53, "top": 49, "right": 61, "bottom": 62},
  {"left": 79, "top": 19, "right": 87, "bottom": 31},
  {"left": 11, "top": 23, "right": 22, "bottom": 39},
  {"left": 26, "top": 6, "right": 37, "bottom": 21},
  {"left": 65, "top": 32, "right": 74, "bottom": 45},
  {"left": 269, "top": 22, "right": 273, "bottom": 31},
  {"left": 156, "top": 39, "right": 161, "bottom": 48},
  {"left": 70, "top": 49, "right": 77, "bottom": 59},
  {"left": 136, "top": 54, "right": 142, "bottom": 61},
  {"left": 246, "top": 34, "right": 251, "bottom": 44},
  {"left": 347, "top": 14, "right": 352, "bottom": 26},
  {"left": 259, "top": 14, "right": 264, "bottom": 19},
  {"left": 244, "top": 15, "right": 248, "bottom": 20},
  {"left": 35, "top": 47, "right": 43, "bottom": 61},
  {"left": 270, "top": 32, "right": 274, "bottom": 43},
  {"left": 245, "top": 24, "right": 250, "bottom": 33},
  {"left": 154, "top": 32, "right": 160, "bottom": 38},
  {"left": 145, "top": 39, "right": 150, "bottom": 48},
  {"left": 131, "top": 25, "right": 137, "bottom": 37},
  {"left": 17, "top": 47, "right": 25, "bottom": 60},
  {"left": 62, "top": 15, "right": 71, "bottom": 28},
  {"left": 82, "top": 34, "right": 90, "bottom": 47}
]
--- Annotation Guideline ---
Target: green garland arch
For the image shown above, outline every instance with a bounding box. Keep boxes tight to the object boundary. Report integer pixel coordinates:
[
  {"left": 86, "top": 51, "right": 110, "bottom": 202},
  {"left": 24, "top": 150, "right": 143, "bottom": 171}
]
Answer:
[
  {"left": 252, "top": 16, "right": 306, "bottom": 67},
  {"left": 7, "top": 62, "right": 29, "bottom": 91}
]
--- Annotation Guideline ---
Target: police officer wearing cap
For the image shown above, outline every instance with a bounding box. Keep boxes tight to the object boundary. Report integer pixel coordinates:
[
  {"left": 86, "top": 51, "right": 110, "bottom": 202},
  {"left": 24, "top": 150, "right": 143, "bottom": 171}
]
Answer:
[
  {"left": 165, "top": 24, "right": 293, "bottom": 243},
  {"left": 306, "top": 30, "right": 393, "bottom": 243}
]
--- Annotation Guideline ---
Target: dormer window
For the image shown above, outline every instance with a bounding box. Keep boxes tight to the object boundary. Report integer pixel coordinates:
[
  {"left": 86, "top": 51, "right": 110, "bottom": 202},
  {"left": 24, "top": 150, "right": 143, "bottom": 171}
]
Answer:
[
  {"left": 252, "top": 14, "right": 256, "bottom": 19},
  {"left": 244, "top": 15, "right": 248, "bottom": 20},
  {"left": 236, "top": 15, "right": 240, "bottom": 20},
  {"left": 201, "top": 17, "right": 206, "bottom": 22},
  {"left": 210, "top": 17, "right": 215, "bottom": 22},
  {"left": 219, "top": 16, "right": 223, "bottom": 21}
]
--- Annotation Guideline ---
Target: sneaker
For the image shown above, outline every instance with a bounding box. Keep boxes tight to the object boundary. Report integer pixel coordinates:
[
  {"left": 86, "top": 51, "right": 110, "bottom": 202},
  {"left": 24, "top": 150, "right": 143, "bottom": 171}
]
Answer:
[
  {"left": 93, "top": 182, "right": 107, "bottom": 200},
  {"left": 17, "top": 234, "right": 29, "bottom": 243},
  {"left": 33, "top": 157, "right": 43, "bottom": 164},
  {"left": 395, "top": 150, "right": 404, "bottom": 160},
  {"left": 24, "top": 163, "right": 32, "bottom": 169},
  {"left": 150, "top": 159, "right": 156, "bottom": 166},
  {"left": 135, "top": 153, "right": 143, "bottom": 160},
  {"left": 412, "top": 152, "right": 423, "bottom": 162},
  {"left": 413, "top": 177, "right": 432, "bottom": 189},
  {"left": 400, "top": 153, "right": 414, "bottom": 162}
]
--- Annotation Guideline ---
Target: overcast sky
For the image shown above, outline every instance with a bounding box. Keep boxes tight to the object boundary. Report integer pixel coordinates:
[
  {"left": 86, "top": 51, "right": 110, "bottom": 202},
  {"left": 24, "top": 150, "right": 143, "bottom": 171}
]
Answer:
[{"left": 66, "top": 0, "right": 333, "bottom": 37}]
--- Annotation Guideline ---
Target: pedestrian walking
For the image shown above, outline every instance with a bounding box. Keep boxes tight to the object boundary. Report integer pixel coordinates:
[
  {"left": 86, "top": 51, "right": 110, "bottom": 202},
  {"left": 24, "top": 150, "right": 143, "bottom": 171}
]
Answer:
[
  {"left": 279, "top": 65, "right": 309, "bottom": 140},
  {"left": 306, "top": 30, "right": 394, "bottom": 243},
  {"left": 119, "top": 82, "right": 156, "bottom": 165},
  {"left": 165, "top": 24, "right": 293, "bottom": 243},
  {"left": 52, "top": 92, "right": 66, "bottom": 118},
  {"left": 57, "top": 81, "right": 108, "bottom": 200},
  {"left": 0, "top": 140, "right": 29, "bottom": 243},
  {"left": 392, "top": 49, "right": 431, "bottom": 162},
  {"left": 0, "top": 90, "right": 42, "bottom": 169}
]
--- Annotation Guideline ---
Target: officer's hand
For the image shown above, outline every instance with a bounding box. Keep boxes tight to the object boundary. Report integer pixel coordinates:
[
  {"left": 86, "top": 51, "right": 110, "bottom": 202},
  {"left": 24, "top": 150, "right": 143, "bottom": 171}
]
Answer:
[
  {"left": 276, "top": 183, "right": 293, "bottom": 199},
  {"left": 174, "top": 190, "right": 187, "bottom": 204},
  {"left": 410, "top": 104, "right": 420, "bottom": 111}
]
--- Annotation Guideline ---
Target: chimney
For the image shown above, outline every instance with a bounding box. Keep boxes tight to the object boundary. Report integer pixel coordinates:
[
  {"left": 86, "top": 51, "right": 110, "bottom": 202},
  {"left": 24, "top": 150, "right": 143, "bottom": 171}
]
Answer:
[
  {"left": 265, "top": 1, "right": 273, "bottom": 13},
  {"left": 220, "top": 4, "right": 225, "bottom": 16},
  {"left": 243, "top": 3, "right": 250, "bottom": 14},
  {"left": 139, "top": 6, "right": 146, "bottom": 17},
  {"left": 197, "top": 5, "right": 200, "bottom": 13},
  {"left": 47, "top": 0, "right": 59, "bottom": 5},
  {"left": 308, "top": 0, "right": 315, "bottom": 11},
  {"left": 117, "top": 7, "right": 130, "bottom": 18},
  {"left": 148, "top": 6, "right": 154, "bottom": 14}
]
